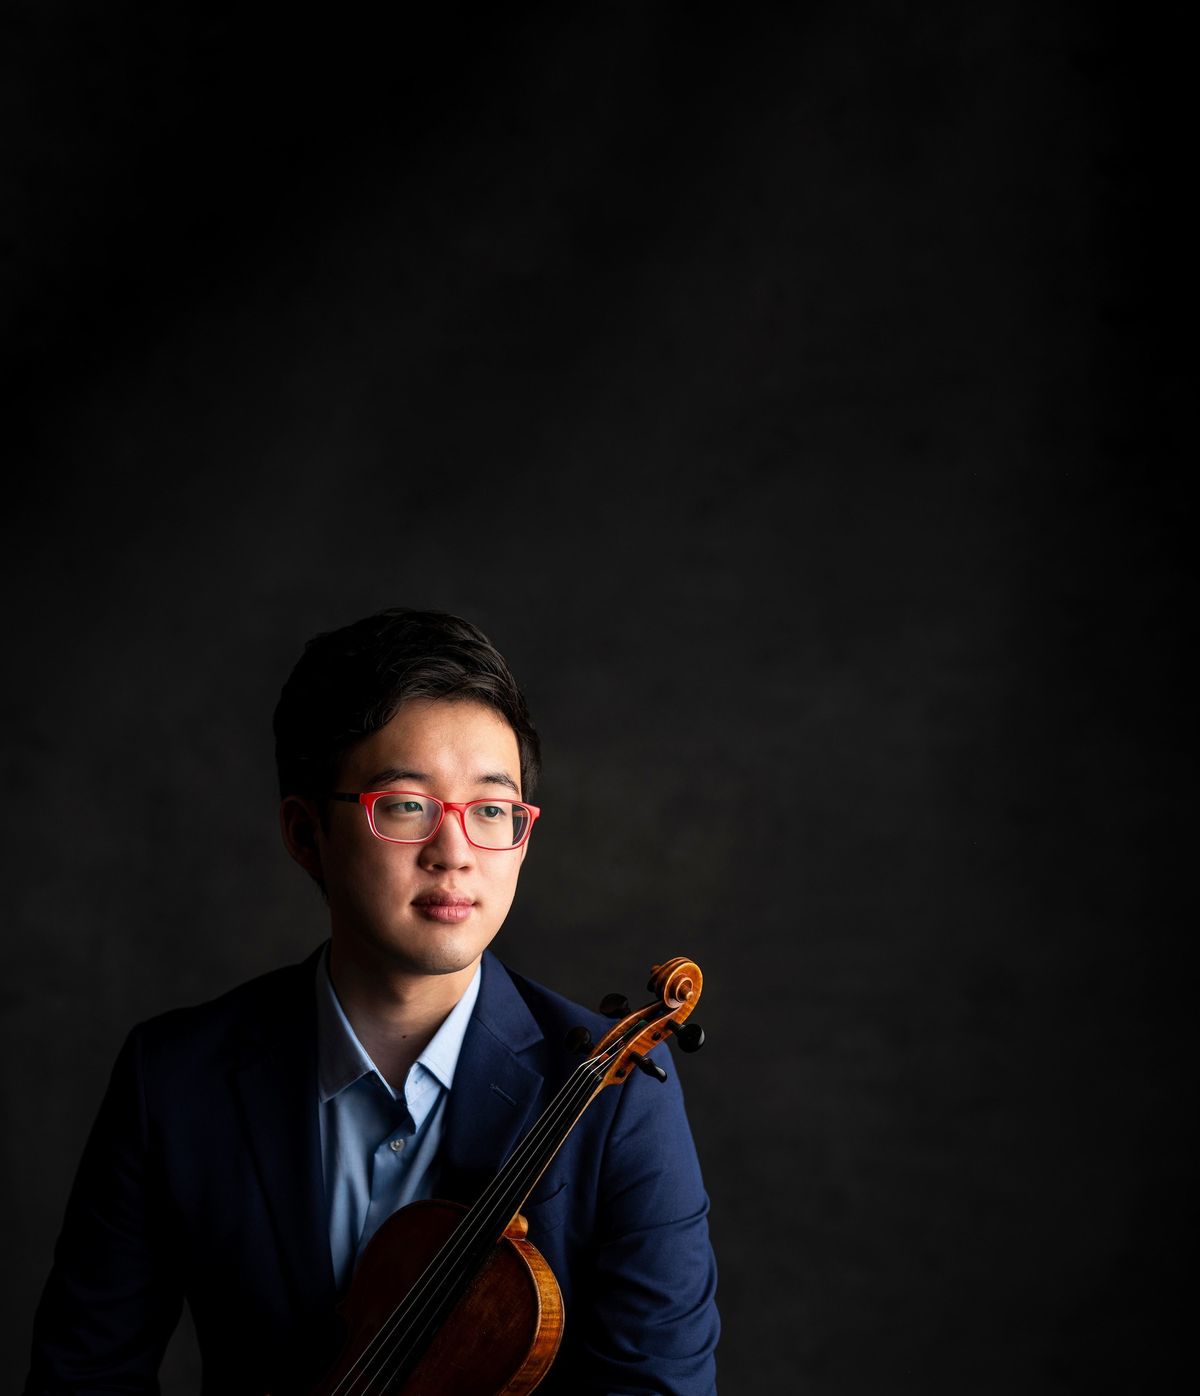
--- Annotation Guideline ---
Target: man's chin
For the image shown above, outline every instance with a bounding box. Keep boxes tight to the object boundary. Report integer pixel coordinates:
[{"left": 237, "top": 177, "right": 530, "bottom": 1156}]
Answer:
[
  {"left": 340, "top": 924, "right": 492, "bottom": 980},
  {"left": 404, "top": 949, "right": 483, "bottom": 977}
]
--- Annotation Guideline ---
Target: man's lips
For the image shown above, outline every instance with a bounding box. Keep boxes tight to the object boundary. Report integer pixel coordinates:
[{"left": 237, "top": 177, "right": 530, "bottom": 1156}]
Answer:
[{"left": 412, "top": 893, "right": 475, "bottom": 923}]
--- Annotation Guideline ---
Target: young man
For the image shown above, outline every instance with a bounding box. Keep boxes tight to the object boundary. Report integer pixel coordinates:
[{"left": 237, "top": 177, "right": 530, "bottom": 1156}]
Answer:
[{"left": 25, "top": 608, "right": 719, "bottom": 1395}]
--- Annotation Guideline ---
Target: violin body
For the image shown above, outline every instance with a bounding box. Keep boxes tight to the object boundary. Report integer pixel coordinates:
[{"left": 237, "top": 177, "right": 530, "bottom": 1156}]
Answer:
[{"left": 308, "top": 1199, "right": 563, "bottom": 1396}]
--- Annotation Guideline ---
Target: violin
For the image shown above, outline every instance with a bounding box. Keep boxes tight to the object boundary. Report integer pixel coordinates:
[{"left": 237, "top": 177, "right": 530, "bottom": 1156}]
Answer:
[{"left": 297, "top": 956, "right": 705, "bottom": 1396}]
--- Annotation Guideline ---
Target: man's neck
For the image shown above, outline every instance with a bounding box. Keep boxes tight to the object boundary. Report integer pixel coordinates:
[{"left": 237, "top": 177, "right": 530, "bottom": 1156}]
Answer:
[{"left": 327, "top": 939, "right": 480, "bottom": 1093}]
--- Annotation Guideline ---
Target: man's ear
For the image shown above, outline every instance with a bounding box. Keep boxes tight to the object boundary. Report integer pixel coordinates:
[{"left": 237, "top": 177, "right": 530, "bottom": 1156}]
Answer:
[{"left": 279, "top": 795, "right": 324, "bottom": 883}]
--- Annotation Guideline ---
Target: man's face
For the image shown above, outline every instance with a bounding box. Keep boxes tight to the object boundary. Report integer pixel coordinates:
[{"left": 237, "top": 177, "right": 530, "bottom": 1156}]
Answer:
[{"left": 308, "top": 697, "right": 529, "bottom": 979}]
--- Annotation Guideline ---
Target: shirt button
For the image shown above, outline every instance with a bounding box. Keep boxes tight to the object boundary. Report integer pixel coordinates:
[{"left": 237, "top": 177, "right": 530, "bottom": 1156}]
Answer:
[{"left": 389, "top": 1138, "right": 406, "bottom": 1153}]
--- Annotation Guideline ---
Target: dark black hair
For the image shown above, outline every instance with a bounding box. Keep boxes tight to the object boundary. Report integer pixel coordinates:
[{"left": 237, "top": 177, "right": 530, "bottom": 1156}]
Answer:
[{"left": 272, "top": 609, "right": 541, "bottom": 815}]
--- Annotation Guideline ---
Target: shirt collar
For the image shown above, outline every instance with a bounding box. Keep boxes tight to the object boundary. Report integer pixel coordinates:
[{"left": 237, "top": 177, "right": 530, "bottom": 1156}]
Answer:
[
  {"left": 418, "top": 963, "right": 481, "bottom": 1090},
  {"left": 314, "top": 941, "right": 481, "bottom": 1104}
]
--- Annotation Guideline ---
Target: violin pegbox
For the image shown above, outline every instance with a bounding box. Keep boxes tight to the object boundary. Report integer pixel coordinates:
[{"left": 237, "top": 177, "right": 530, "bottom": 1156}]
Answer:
[{"left": 591, "top": 956, "right": 704, "bottom": 1089}]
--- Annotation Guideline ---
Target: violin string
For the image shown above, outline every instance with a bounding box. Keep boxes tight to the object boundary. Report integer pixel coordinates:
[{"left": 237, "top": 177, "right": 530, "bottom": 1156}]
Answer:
[
  {"left": 331, "top": 1026, "right": 643, "bottom": 1394},
  {"left": 333, "top": 1045, "right": 615, "bottom": 1395}
]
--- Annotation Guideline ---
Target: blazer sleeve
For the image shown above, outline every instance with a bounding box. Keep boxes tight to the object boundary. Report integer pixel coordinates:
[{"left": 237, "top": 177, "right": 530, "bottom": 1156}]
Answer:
[
  {"left": 24, "top": 1024, "right": 184, "bottom": 1394},
  {"left": 574, "top": 1055, "right": 720, "bottom": 1396}
]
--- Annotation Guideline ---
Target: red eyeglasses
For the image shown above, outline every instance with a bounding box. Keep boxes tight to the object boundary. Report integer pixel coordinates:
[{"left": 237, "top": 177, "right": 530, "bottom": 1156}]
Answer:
[{"left": 331, "top": 790, "right": 541, "bottom": 850}]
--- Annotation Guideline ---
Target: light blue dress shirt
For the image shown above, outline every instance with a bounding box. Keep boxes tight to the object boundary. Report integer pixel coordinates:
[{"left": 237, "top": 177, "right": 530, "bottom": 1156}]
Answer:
[{"left": 314, "top": 942, "right": 481, "bottom": 1294}]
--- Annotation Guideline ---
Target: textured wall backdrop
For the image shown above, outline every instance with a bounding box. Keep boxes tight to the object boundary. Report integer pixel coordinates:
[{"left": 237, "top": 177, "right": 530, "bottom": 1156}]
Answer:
[{"left": 1, "top": 4, "right": 1183, "bottom": 1392}]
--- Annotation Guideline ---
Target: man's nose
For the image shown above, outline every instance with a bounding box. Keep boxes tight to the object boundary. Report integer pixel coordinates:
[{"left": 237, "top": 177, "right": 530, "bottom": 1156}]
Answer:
[{"left": 420, "top": 807, "right": 474, "bottom": 867}]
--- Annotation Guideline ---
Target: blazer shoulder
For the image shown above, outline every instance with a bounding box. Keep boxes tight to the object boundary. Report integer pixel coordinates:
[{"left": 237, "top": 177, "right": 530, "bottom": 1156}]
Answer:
[
  {"left": 488, "top": 954, "right": 610, "bottom": 1043},
  {"left": 482, "top": 953, "right": 686, "bottom": 1102},
  {"left": 127, "top": 940, "right": 326, "bottom": 1070}
]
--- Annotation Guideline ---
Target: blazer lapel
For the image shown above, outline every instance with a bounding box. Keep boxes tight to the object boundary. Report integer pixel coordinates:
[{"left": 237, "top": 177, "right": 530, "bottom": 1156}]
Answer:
[
  {"left": 439, "top": 951, "right": 546, "bottom": 1204},
  {"left": 232, "top": 943, "right": 337, "bottom": 1323}
]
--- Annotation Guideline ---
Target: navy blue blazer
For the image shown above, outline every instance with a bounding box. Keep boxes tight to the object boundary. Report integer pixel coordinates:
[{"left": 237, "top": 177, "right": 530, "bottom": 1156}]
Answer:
[{"left": 25, "top": 942, "right": 719, "bottom": 1394}]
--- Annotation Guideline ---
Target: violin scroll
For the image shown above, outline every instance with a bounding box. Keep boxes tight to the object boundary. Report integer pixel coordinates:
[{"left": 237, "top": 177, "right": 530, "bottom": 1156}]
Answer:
[
  {"left": 591, "top": 956, "right": 704, "bottom": 1090},
  {"left": 647, "top": 957, "right": 702, "bottom": 1010}
]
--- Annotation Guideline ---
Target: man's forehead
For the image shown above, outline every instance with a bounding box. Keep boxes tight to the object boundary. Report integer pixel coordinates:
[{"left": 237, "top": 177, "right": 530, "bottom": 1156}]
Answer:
[{"left": 337, "top": 698, "right": 520, "bottom": 785}]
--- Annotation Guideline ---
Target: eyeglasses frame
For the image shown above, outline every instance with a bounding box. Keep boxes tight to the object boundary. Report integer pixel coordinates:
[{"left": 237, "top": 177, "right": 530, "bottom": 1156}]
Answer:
[{"left": 330, "top": 789, "right": 541, "bottom": 850}]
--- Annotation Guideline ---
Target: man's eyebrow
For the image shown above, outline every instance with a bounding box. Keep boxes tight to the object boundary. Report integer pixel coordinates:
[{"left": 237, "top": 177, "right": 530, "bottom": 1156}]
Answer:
[
  {"left": 363, "top": 767, "right": 520, "bottom": 795},
  {"left": 364, "top": 767, "right": 427, "bottom": 788},
  {"left": 477, "top": 771, "right": 520, "bottom": 794}
]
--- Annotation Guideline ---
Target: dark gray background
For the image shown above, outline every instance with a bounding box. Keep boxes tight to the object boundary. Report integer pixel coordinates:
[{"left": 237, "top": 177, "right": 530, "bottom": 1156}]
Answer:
[{"left": 2, "top": 3, "right": 1185, "bottom": 1392}]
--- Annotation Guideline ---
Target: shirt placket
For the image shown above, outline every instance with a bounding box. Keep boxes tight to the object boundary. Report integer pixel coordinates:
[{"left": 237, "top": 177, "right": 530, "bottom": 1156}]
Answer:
[{"left": 354, "top": 1083, "right": 416, "bottom": 1267}]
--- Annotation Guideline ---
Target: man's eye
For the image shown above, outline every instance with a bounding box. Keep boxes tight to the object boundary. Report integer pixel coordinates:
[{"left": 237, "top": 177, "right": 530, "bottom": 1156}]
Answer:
[
  {"left": 381, "top": 799, "right": 426, "bottom": 815},
  {"left": 477, "top": 804, "right": 507, "bottom": 819}
]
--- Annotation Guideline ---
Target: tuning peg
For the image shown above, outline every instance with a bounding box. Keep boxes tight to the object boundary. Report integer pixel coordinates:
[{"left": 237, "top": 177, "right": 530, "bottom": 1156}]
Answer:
[
  {"left": 564, "top": 1025, "right": 592, "bottom": 1054},
  {"left": 598, "top": 993, "right": 630, "bottom": 1018},
  {"left": 666, "top": 1020, "right": 705, "bottom": 1053},
  {"left": 629, "top": 1050, "right": 668, "bottom": 1083}
]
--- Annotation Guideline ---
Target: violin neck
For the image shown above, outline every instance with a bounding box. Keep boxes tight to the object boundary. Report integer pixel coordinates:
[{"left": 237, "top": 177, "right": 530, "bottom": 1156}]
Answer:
[{"left": 465, "top": 1054, "right": 607, "bottom": 1241}]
